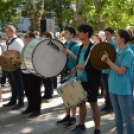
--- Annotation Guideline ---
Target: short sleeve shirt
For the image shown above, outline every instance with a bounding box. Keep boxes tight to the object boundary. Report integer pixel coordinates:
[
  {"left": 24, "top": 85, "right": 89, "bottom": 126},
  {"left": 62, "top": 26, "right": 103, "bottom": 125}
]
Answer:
[
  {"left": 108, "top": 45, "right": 134, "bottom": 95},
  {"left": 65, "top": 40, "right": 80, "bottom": 71}
]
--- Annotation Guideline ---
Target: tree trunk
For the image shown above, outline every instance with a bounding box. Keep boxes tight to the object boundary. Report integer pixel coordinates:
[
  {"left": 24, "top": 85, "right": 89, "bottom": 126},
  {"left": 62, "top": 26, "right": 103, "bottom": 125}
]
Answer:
[
  {"left": 95, "top": 21, "right": 106, "bottom": 31},
  {"left": 94, "top": 0, "right": 106, "bottom": 31},
  {"left": 26, "top": 0, "right": 44, "bottom": 32},
  {"left": 74, "top": 0, "right": 88, "bottom": 27}
]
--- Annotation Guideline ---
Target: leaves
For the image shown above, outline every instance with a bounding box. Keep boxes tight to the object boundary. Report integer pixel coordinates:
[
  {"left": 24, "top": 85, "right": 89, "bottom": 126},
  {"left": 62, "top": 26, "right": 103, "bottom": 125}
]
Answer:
[
  {"left": 0, "top": 0, "right": 23, "bottom": 31},
  {"left": 79, "top": 0, "right": 134, "bottom": 31}
]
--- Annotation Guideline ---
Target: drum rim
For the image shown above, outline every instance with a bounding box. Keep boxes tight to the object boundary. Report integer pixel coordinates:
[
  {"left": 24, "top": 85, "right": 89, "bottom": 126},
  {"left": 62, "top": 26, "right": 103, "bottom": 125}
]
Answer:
[
  {"left": 22, "top": 38, "right": 68, "bottom": 78},
  {"left": 21, "top": 38, "right": 44, "bottom": 75}
]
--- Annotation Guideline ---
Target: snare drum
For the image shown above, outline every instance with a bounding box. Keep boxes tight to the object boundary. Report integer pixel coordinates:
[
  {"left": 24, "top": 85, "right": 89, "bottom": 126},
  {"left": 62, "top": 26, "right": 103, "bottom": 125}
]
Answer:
[
  {"left": 57, "top": 77, "right": 88, "bottom": 109},
  {"left": 22, "top": 38, "right": 67, "bottom": 78}
]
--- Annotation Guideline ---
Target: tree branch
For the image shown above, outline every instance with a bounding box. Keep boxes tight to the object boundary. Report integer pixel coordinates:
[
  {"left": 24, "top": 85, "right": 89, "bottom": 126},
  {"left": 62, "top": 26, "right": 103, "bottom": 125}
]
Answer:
[
  {"left": 94, "top": 0, "right": 105, "bottom": 19},
  {"left": 105, "top": 8, "right": 119, "bottom": 23}
]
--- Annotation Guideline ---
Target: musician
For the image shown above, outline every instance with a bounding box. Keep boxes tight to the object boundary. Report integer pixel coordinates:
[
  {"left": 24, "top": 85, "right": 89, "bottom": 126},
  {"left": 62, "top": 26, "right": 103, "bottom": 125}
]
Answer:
[
  {"left": 3, "top": 25, "right": 24, "bottom": 110},
  {"left": 100, "top": 28, "right": 117, "bottom": 113},
  {"left": 12, "top": 31, "right": 42, "bottom": 117},
  {"left": 101, "top": 29, "right": 134, "bottom": 134},
  {"left": 127, "top": 29, "right": 134, "bottom": 120},
  {"left": 62, "top": 24, "right": 102, "bottom": 134},
  {"left": 56, "top": 26, "right": 80, "bottom": 128}
]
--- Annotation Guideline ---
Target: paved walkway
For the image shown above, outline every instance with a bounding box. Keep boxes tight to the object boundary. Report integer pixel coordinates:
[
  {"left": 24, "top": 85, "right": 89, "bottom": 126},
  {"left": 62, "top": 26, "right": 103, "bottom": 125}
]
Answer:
[{"left": 0, "top": 83, "right": 128, "bottom": 134}]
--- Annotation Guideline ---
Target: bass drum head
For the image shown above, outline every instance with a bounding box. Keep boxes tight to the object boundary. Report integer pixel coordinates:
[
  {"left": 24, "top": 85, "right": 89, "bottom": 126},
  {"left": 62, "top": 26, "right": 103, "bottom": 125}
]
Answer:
[{"left": 32, "top": 39, "right": 67, "bottom": 78}]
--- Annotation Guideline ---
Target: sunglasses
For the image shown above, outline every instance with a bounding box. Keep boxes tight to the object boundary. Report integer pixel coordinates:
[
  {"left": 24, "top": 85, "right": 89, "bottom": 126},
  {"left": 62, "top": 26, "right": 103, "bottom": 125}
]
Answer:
[{"left": 24, "top": 36, "right": 29, "bottom": 38}]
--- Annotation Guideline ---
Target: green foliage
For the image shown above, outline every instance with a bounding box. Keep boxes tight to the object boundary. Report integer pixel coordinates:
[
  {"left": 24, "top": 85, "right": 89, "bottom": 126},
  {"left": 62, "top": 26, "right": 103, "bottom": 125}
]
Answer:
[
  {"left": 0, "top": 0, "right": 23, "bottom": 31},
  {"left": 43, "top": 0, "right": 75, "bottom": 31},
  {"left": 81, "top": 0, "right": 134, "bottom": 31}
]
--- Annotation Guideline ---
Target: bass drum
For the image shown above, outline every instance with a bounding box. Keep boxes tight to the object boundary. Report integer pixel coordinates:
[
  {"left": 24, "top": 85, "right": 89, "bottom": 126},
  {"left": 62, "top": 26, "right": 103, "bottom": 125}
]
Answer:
[{"left": 22, "top": 38, "right": 67, "bottom": 78}]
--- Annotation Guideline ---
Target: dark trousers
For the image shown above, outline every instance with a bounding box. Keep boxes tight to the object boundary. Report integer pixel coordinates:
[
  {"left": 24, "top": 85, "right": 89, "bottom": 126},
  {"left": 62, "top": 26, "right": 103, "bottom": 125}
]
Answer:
[
  {"left": 101, "top": 74, "right": 112, "bottom": 109},
  {"left": 22, "top": 73, "right": 42, "bottom": 112},
  {"left": 43, "top": 78, "right": 54, "bottom": 98},
  {"left": 5, "top": 68, "right": 24, "bottom": 105},
  {"left": 1, "top": 69, "right": 6, "bottom": 84}
]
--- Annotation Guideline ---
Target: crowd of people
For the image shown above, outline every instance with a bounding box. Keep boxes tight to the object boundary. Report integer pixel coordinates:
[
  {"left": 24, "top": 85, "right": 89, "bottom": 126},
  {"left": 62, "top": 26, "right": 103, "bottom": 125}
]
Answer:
[{"left": 0, "top": 24, "right": 134, "bottom": 134}]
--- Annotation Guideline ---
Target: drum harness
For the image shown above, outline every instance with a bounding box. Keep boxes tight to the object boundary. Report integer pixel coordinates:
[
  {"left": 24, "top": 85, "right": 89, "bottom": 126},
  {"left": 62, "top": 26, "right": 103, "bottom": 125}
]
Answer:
[
  {"left": 6, "top": 38, "right": 18, "bottom": 50},
  {"left": 60, "top": 41, "right": 78, "bottom": 79},
  {"left": 62, "top": 45, "right": 94, "bottom": 82}
]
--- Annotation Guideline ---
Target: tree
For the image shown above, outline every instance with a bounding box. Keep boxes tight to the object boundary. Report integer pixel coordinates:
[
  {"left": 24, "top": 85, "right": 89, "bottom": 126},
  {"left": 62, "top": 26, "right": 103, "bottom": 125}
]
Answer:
[
  {"left": 0, "top": 0, "right": 23, "bottom": 31},
  {"left": 74, "top": 0, "right": 88, "bottom": 27},
  {"left": 74, "top": 0, "right": 134, "bottom": 31},
  {"left": 43, "top": 0, "right": 75, "bottom": 31},
  {"left": 26, "top": 0, "right": 44, "bottom": 32}
]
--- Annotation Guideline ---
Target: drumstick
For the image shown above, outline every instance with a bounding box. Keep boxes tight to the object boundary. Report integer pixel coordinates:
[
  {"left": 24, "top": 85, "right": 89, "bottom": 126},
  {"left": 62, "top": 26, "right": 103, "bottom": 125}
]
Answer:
[{"left": 62, "top": 59, "right": 84, "bottom": 81}]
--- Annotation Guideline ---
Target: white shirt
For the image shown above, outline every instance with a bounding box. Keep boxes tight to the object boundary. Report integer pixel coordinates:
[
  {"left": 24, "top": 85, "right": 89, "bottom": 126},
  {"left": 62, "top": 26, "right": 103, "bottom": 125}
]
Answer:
[
  {"left": 6, "top": 37, "right": 30, "bottom": 74},
  {"left": 6, "top": 38, "right": 24, "bottom": 53}
]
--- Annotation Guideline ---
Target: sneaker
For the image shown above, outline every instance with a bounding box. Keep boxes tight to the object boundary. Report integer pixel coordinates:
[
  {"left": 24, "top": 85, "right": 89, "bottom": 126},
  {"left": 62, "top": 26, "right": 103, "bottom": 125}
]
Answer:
[
  {"left": 100, "top": 106, "right": 109, "bottom": 111},
  {"left": 94, "top": 129, "right": 101, "bottom": 134},
  {"left": 65, "top": 118, "right": 77, "bottom": 128},
  {"left": 69, "top": 125, "right": 86, "bottom": 134},
  {"left": 56, "top": 116, "right": 70, "bottom": 125}
]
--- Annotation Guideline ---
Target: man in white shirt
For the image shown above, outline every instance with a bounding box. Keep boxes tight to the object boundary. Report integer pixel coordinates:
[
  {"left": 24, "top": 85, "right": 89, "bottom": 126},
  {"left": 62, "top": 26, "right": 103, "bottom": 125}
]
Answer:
[{"left": 3, "top": 25, "right": 24, "bottom": 110}]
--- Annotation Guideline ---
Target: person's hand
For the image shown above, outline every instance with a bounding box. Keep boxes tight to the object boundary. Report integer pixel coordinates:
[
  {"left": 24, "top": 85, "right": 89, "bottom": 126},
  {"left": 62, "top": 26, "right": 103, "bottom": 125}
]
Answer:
[
  {"left": 12, "top": 59, "right": 19, "bottom": 64},
  {"left": 76, "top": 65, "right": 85, "bottom": 71},
  {"left": 61, "top": 48, "right": 69, "bottom": 54},
  {"left": 101, "top": 52, "right": 108, "bottom": 62}
]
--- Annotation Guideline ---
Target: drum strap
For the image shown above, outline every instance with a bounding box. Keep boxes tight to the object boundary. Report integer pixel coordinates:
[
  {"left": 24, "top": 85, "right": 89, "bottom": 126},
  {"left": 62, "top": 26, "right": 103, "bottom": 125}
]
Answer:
[
  {"left": 63, "top": 46, "right": 93, "bottom": 80},
  {"left": 6, "top": 38, "right": 17, "bottom": 50}
]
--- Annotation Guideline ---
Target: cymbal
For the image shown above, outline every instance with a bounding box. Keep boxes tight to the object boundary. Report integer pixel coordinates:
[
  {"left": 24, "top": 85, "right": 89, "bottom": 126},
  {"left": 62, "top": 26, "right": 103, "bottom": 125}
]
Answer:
[
  {"left": 90, "top": 43, "right": 116, "bottom": 70},
  {"left": 0, "top": 50, "right": 21, "bottom": 71}
]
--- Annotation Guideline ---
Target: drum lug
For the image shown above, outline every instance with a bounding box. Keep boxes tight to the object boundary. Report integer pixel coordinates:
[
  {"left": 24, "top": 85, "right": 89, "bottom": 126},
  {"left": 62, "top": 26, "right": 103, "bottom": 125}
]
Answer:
[{"left": 60, "top": 89, "right": 63, "bottom": 94}]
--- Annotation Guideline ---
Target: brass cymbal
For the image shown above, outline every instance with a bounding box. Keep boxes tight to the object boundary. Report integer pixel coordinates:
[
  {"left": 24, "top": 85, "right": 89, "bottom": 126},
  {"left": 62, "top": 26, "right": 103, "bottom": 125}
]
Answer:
[
  {"left": 0, "top": 50, "right": 21, "bottom": 71},
  {"left": 90, "top": 43, "right": 116, "bottom": 70}
]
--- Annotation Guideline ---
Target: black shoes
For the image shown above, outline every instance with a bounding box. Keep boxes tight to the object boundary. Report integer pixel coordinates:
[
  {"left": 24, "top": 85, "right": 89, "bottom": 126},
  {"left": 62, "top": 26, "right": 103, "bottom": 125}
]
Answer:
[
  {"left": 3, "top": 102, "right": 16, "bottom": 107},
  {"left": 94, "top": 129, "right": 101, "bottom": 134},
  {"left": 12, "top": 104, "right": 24, "bottom": 110},
  {"left": 65, "top": 118, "right": 77, "bottom": 128},
  {"left": 56, "top": 116, "right": 70, "bottom": 124},
  {"left": 21, "top": 108, "right": 32, "bottom": 114},
  {"left": 29, "top": 111, "right": 40, "bottom": 118}
]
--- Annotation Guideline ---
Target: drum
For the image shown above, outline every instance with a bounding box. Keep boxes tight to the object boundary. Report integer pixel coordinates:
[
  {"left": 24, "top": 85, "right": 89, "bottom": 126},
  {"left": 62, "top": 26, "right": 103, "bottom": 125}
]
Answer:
[
  {"left": 57, "top": 77, "right": 88, "bottom": 109},
  {"left": 22, "top": 38, "right": 67, "bottom": 78}
]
